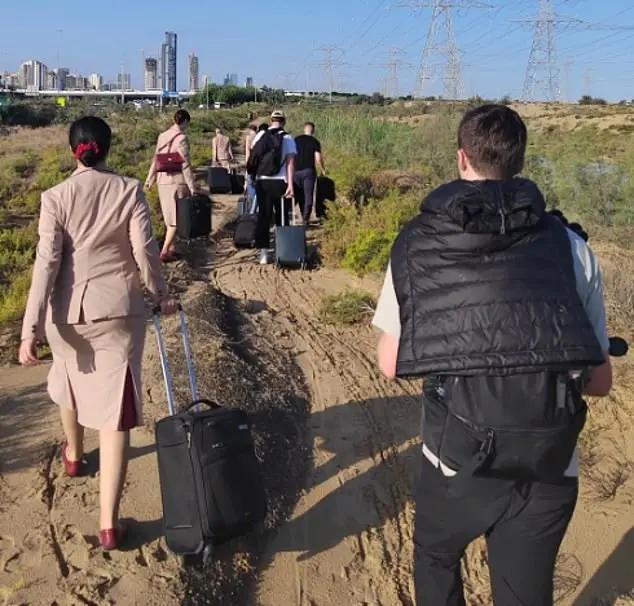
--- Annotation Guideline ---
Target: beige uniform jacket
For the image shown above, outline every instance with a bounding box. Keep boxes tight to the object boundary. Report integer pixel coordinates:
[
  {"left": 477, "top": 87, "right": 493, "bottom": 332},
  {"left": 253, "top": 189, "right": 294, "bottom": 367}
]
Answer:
[
  {"left": 21, "top": 167, "right": 167, "bottom": 341},
  {"left": 212, "top": 134, "right": 234, "bottom": 163},
  {"left": 145, "top": 125, "right": 196, "bottom": 193}
]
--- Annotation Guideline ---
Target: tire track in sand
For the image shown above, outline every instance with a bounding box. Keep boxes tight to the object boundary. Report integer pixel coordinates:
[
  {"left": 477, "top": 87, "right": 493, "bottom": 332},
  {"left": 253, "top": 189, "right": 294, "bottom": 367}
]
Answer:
[{"left": 212, "top": 226, "right": 422, "bottom": 606}]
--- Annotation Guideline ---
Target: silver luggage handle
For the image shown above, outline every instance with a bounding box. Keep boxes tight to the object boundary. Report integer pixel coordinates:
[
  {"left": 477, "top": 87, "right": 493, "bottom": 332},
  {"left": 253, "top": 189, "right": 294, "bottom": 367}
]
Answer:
[
  {"left": 153, "top": 305, "right": 200, "bottom": 416},
  {"left": 280, "top": 196, "right": 296, "bottom": 227}
]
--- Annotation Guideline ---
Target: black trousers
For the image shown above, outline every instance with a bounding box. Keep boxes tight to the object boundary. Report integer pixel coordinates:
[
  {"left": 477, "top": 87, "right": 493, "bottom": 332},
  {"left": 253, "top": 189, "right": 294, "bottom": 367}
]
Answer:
[
  {"left": 414, "top": 454, "right": 578, "bottom": 606},
  {"left": 294, "top": 168, "right": 316, "bottom": 222},
  {"left": 254, "top": 178, "right": 289, "bottom": 249}
]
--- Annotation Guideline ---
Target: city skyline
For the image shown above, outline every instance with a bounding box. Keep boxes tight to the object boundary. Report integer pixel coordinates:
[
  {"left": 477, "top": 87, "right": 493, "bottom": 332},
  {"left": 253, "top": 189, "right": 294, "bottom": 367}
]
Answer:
[
  {"left": 1, "top": 29, "right": 250, "bottom": 94},
  {"left": 3, "top": 1, "right": 634, "bottom": 101}
]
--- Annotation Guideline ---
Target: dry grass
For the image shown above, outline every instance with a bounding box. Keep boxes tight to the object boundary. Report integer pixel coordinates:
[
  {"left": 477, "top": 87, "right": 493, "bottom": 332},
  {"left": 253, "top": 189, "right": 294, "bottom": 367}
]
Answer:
[
  {"left": 595, "top": 243, "right": 634, "bottom": 334},
  {"left": 587, "top": 458, "right": 632, "bottom": 502},
  {"left": 0, "top": 125, "right": 67, "bottom": 156}
]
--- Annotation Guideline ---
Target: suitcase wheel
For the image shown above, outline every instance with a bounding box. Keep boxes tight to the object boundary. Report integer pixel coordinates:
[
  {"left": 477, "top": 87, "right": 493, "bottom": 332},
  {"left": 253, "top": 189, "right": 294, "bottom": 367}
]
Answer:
[
  {"left": 202, "top": 542, "right": 214, "bottom": 565},
  {"left": 252, "top": 520, "right": 266, "bottom": 534}
]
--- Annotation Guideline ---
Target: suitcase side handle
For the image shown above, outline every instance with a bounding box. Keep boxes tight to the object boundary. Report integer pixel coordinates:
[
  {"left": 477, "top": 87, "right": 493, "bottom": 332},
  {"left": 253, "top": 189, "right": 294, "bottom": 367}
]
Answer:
[{"left": 185, "top": 399, "right": 222, "bottom": 412}]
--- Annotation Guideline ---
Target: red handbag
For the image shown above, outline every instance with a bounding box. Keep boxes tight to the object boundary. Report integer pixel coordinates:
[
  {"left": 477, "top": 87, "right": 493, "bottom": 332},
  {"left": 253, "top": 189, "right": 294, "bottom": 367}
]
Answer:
[{"left": 155, "top": 133, "right": 184, "bottom": 173}]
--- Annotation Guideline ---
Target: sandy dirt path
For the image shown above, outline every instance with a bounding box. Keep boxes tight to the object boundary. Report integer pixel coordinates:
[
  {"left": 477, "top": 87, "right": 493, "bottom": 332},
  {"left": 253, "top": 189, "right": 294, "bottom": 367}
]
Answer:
[
  {"left": 2, "top": 166, "right": 634, "bottom": 605},
  {"left": 0, "top": 364, "right": 182, "bottom": 605},
  {"left": 211, "top": 219, "right": 423, "bottom": 605}
]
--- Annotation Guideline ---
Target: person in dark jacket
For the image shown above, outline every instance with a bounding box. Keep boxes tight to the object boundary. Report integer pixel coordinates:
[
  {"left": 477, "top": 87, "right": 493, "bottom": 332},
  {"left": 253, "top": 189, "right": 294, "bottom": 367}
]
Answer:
[
  {"left": 372, "top": 104, "right": 613, "bottom": 606},
  {"left": 293, "top": 121, "right": 327, "bottom": 224}
]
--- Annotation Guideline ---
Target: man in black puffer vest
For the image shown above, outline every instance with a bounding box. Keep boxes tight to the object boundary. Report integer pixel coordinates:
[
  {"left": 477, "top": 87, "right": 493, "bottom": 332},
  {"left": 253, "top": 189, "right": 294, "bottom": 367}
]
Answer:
[{"left": 372, "top": 105, "right": 613, "bottom": 606}]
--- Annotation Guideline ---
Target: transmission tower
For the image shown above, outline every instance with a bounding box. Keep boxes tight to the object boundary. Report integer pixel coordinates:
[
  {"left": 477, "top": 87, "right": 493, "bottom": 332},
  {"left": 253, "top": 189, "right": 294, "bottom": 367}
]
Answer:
[
  {"left": 511, "top": 1, "right": 581, "bottom": 102},
  {"left": 372, "top": 48, "right": 412, "bottom": 98},
  {"left": 562, "top": 56, "right": 573, "bottom": 103},
  {"left": 395, "top": 0, "right": 492, "bottom": 99},
  {"left": 583, "top": 67, "right": 593, "bottom": 97},
  {"left": 314, "top": 45, "right": 347, "bottom": 102}
]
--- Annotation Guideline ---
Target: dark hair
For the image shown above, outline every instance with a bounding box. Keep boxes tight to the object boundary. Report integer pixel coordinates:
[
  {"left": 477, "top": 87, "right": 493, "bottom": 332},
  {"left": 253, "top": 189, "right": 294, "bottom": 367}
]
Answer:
[
  {"left": 68, "top": 116, "right": 111, "bottom": 167},
  {"left": 304, "top": 121, "right": 315, "bottom": 130},
  {"left": 248, "top": 124, "right": 258, "bottom": 132},
  {"left": 174, "top": 109, "right": 191, "bottom": 125},
  {"left": 258, "top": 122, "right": 269, "bottom": 132},
  {"left": 457, "top": 104, "right": 527, "bottom": 180}
]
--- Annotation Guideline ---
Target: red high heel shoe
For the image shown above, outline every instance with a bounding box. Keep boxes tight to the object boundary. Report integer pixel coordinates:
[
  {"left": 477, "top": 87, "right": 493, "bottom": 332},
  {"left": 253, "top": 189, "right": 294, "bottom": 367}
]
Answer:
[
  {"left": 61, "top": 443, "right": 84, "bottom": 477},
  {"left": 100, "top": 525, "right": 127, "bottom": 551}
]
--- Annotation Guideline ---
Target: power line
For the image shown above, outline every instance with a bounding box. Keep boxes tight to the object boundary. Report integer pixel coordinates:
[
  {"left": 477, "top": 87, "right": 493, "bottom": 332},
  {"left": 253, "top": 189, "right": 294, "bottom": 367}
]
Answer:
[
  {"left": 512, "top": 1, "right": 634, "bottom": 102},
  {"left": 510, "top": 0, "right": 582, "bottom": 102},
  {"left": 394, "top": 0, "right": 492, "bottom": 99},
  {"left": 313, "top": 45, "right": 347, "bottom": 102},
  {"left": 583, "top": 66, "right": 593, "bottom": 97},
  {"left": 371, "top": 48, "right": 412, "bottom": 97}
]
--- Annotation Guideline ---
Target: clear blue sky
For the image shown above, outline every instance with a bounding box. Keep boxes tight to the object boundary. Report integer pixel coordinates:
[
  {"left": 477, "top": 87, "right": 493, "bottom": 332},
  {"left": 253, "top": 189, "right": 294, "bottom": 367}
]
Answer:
[{"left": 3, "top": 0, "right": 634, "bottom": 101}]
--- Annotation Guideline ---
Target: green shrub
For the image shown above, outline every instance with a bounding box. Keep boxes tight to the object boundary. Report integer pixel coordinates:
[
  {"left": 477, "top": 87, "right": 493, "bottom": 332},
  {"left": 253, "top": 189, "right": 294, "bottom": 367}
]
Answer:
[{"left": 320, "top": 290, "right": 376, "bottom": 325}]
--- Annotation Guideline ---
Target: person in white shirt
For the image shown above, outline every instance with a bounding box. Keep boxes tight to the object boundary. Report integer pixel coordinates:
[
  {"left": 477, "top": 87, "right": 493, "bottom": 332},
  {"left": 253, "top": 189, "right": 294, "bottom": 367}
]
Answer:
[{"left": 249, "top": 111, "right": 296, "bottom": 264}]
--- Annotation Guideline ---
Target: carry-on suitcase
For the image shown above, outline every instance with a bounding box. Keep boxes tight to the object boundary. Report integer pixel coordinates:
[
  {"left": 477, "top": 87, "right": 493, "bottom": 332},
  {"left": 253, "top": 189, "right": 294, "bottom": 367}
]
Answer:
[
  {"left": 177, "top": 194, "right": 212, "bottom": 240},
  {"left": 153, "top": 308, "right": 268, "bottom": 563},
  {"left": 208, "top": 166, "right": 232, "bottom": 194},
  {"left": 234, "top": 196, "right": 258, "bottom": 249},
  {"left": 315, "top": 176, "right": 336, "bottom": 219},
  {"left": 230, "top": 170, "right": 246, "bottom": 195},
  {"left": 275, "top": 197, "right": 307, "bottom": 269}
]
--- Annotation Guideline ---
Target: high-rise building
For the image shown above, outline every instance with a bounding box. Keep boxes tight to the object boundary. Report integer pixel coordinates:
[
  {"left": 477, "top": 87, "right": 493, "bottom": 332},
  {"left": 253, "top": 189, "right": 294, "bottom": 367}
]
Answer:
[
  {"left": 0, "top": 72, "right": 19, "bottom": 89},
  {"left": 223, "top": 73, "right": 238, "bottom": 86},
  {"left": 144, "top": 58, "right": 158, "bottom": 90},
  {"left": 245, "top": 76, "right": 254, "bottom": 88},
  {"left": 55, "top": 68, "right": 69, "bottom": 91},
  {"left": 46, "top": 71, "right": 57, "bottom": 90},
  {"left": 89, "top": 73, "right": 103, "bottom": 90},
  {"left": 161, "top": 31, "right": 177, "bottom": 92},
  {"left": 117, "top": 72, "right": 132, "bottom": 90},
  {"left": 19, "top": 60, "right": 48, "bottom": 90},
  {"left": 65, "top": 74, "right": 88, "bottom": 90},
  {"left": 188, "top": 53, "right": 199, "bottom": 91}
]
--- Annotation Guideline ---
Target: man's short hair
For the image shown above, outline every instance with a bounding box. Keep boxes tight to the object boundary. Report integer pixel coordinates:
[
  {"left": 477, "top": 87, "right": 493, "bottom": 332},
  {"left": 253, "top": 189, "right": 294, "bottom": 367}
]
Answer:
[
  {"left": 457, "top": 104, "right": 527, "bottom": 180},
  {"left": 305, "top": 121, "right": 315, "bottom": 130}
]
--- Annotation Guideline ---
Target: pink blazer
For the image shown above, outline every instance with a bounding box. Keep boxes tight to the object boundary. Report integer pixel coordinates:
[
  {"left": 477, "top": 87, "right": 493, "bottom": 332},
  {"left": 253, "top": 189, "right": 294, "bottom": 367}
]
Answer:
[
  {"left": 145, "top": 125, "right": 196, "bottom": 193},
  {"left": 21, "top": 167, "right": 167, "bottom": 341}
]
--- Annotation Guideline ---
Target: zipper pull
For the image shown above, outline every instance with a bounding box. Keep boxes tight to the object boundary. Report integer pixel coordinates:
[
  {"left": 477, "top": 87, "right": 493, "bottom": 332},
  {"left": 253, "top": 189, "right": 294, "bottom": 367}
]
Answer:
[
  {"left": 499, "top": 207, "right": 506, "bottom": 235},
  {"left": 187, "top": 430, "right": 192, "bottom": 449}
]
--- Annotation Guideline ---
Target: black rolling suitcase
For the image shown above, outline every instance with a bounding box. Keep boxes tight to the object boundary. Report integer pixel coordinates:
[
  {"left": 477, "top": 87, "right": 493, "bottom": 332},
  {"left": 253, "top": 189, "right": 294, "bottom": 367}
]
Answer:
[
  {"left": 177, "top": 194, "right": 212, "bottom": 240},
  {"left": 230, "top": 170, "right": 246, "bottom": 195},
  {"left": 315, "top": 176, "right": 336, "bottom": 219},
  {"left": 234, "top": 195, "right": 258, "bottom": 249},
  {"left": 275, "top": 197, "right": 307, "bottom": 269},
  {"left": 153, "top": 308, "right": 267, "bottom": 562},
  {"left": 208, "top": 166, "right": 232, "bottom": 194}
]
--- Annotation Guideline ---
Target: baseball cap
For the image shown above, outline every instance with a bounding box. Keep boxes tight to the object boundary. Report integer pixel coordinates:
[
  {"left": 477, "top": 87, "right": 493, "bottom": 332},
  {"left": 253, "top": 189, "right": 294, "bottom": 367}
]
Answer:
[{"left": 270, "top": 110, "right": 286, "bottom": 120}]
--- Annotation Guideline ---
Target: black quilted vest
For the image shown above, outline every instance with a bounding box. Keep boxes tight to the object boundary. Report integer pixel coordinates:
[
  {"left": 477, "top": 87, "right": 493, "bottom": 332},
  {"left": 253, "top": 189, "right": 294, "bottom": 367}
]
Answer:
[
  {"left": 391, "top": 178, "right": 604, "bottom": 378},
  {"left": 390, "top": 178, "right": 606, "bottom": 483}
]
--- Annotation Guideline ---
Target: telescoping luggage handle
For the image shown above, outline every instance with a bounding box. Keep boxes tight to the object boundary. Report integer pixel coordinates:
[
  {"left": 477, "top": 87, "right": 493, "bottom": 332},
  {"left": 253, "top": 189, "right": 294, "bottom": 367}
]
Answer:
[
  {"left": 280, "top": 196, "right": 296, "bottom": 227},
  {"left": 152, "top": 304, "right": 200, "bottom": 416}
]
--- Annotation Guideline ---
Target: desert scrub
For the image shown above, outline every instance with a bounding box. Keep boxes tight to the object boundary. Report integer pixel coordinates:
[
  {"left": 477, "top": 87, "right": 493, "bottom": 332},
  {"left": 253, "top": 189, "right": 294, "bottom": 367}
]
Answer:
[
  {"left": 320, "top": 290, "right": 376, "bottom": 326},
  {"left": 322, "top": 190, "right": 421, "bottom": 275},
  {"left": 0, "top": 224, "right": 37, "bottom": 325}
]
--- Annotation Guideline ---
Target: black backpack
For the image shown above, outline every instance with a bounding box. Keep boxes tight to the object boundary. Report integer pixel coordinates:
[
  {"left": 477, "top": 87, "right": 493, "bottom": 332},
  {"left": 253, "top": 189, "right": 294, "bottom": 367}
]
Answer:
[
  {"left": 422, "top": 370, "right": 587, "bottom": 490},
  {"left": 247, "top": 128, "right": 286, "bottom": 177}
]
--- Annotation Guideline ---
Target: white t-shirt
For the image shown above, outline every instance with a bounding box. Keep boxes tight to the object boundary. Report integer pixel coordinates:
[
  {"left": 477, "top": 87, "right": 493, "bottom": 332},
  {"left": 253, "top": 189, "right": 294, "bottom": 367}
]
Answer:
[
  {"left": 251, "top": 128, "right": 297, "bottom": 182},
  {"left": 371, "top": 228, "right": 610, "bottom": 478}
]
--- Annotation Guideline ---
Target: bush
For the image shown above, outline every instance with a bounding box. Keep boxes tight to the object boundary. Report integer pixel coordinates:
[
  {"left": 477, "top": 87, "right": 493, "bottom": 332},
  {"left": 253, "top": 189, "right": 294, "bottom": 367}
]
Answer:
[{"left": 320, "top": 290, "right": 376, "bottom": 325}]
